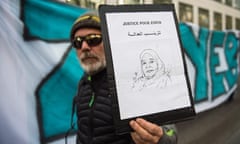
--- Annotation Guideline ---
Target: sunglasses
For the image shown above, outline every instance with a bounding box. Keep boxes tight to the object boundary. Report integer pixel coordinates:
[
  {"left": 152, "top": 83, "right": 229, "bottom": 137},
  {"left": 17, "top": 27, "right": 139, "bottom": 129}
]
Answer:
[{"left": 72, "top": 34, "right": 102, "bottom": 49}]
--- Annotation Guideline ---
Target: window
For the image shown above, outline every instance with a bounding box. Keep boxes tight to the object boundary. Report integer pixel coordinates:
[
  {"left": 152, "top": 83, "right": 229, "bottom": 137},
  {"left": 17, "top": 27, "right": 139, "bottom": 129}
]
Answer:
[
  {"left": 124, "top": 0, "right": 142, "bottom": 4},
  {"left": 66, "top": 0, "right": 104, "bottom": 9},
  {"left": 179, "top": 3, "right": 193, "bottom": 23},
  {"left": 214, "top": 0, "right": 222, "bottom": 3},
  {"left": 226, "top": 15, "right": 232, "bottom": 29},
  {"left": 235, "top": 0, "right": 240, "bottom": 9},
  {"left": 153, "top": 0, "right": 172, "bottom": 4},
  {"left": 225, "top": 0, "right": 232, "bottom": 7},
  {"left": 236, "top": 18, "right": 240, "bottom": 30},
  {"left": 213, "top": 12, "right": 222, "bottom": 30},
  {"left": 199, "top": 8, "right": 209, "bottom": 29}
]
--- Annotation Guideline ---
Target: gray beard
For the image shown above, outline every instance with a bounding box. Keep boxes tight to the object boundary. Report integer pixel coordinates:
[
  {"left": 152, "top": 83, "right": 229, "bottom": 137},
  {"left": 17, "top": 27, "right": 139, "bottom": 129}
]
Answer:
[{"left": 80, "top": 59, "right": 106, "bottom": 75}]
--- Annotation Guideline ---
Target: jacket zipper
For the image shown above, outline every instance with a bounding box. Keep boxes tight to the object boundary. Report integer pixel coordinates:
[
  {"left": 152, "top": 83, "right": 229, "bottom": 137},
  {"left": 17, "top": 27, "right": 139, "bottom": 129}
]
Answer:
[
  {"left": 88, "top": 75, "right": 95, "bottom": 144},
  {"left": 89, "top": 91, "right": 95, "bottom": 144}
]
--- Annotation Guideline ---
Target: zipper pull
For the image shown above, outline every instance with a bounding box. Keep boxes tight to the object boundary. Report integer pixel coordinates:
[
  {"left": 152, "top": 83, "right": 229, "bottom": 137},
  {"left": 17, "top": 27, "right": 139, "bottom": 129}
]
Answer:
[
  {"left": 89, "top": 93, "right": 95, "bottom": 107},
  {"left": 88, "top": 76, "right": 91, "bottom": 81},
  {"left": 87, "top": 75, "right": 94, "bottom": 107}
]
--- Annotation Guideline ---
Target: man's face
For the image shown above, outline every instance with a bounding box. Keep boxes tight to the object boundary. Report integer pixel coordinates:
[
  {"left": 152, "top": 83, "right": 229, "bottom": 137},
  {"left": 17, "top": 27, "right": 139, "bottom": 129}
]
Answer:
[
  {"left": 74, "top": 28, "right": 106, "bottom": 75},
  {"left": 141, "top": 53, "right": 158, "bottom": 79}
]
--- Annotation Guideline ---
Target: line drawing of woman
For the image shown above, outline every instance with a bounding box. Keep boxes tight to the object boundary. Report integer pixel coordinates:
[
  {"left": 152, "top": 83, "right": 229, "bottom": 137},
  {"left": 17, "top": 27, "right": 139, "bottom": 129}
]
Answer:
[{"left": 132, "top": 49, "right": 171, "bottom": 91}]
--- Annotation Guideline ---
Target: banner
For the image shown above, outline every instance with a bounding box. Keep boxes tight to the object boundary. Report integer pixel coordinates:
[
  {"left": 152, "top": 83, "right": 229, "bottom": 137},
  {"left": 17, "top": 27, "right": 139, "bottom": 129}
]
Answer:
[
  {"left": 0, "top": 0, "right": 239, "bottom": 143},
  {"left": 1, "top": 0, "right": 86, "bottom": 143},
  {"left": 180, "top": 23, "right": 239, "bottom": 112}
]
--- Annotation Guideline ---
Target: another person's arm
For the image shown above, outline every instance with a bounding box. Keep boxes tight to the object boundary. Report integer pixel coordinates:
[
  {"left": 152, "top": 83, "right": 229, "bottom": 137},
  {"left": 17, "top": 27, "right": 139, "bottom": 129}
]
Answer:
[{"left": 130, "top": 118, "right": 177, "bottom": 144}]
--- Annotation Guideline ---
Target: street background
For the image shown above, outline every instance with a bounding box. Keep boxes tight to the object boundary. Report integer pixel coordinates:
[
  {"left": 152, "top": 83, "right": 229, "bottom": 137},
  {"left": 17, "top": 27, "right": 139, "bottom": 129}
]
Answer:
[{"left": 176, "top": 79, "right": 240, "bottom": 144}]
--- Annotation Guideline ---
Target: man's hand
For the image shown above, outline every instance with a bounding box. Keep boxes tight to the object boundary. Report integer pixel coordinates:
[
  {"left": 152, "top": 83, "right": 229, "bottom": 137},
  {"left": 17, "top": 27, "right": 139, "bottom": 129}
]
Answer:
[{"left": 130, "top": 118, "right": 163, "bottom": 144}]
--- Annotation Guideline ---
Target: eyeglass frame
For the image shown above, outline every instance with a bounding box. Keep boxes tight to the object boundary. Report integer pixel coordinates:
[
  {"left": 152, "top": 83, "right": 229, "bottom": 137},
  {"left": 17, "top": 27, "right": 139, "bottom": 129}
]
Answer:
[{"left": 72, "top": 34, "right": 102, "bottom": 49}]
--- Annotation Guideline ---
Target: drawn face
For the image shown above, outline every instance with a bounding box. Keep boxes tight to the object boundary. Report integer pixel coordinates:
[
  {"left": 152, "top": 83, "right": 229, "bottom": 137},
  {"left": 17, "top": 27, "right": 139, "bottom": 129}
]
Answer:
[{"left": 141, "top": 53, "right": 158, "bottom": 79}]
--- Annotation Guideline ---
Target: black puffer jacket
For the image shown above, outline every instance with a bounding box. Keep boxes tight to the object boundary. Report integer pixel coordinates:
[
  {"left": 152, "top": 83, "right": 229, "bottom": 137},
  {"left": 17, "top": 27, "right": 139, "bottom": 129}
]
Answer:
[
  {"left": 74, "top": 69, "right": 177, "bottom": 144},
  {"left": 75, "top": 69, "right": 131, "bottom": 144}
]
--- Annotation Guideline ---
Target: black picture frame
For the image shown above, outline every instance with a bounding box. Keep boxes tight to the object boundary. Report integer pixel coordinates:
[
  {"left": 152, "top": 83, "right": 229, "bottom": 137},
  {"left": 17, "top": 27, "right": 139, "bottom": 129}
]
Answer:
[{"left": 99, "top": 4, "right": 196, "bottom": 135}]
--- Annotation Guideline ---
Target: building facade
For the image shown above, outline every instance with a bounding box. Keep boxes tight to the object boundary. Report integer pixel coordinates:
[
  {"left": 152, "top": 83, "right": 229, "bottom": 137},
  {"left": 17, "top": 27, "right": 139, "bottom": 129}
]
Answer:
[{"left": 66, "top": 0, "right": 240, "bottom": 30}]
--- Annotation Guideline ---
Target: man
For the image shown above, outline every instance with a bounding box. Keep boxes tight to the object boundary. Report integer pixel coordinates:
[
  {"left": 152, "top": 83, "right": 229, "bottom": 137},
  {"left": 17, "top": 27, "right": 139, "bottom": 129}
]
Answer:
[{"left": 70, "top": 12, "right": 177, "bottom": 144}]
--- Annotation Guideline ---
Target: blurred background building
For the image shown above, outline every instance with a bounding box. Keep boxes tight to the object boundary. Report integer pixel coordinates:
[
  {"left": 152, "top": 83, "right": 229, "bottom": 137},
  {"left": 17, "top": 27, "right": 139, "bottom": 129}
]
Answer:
[{"left": 64, "top": 0, "right": 240, "bottom": 30}]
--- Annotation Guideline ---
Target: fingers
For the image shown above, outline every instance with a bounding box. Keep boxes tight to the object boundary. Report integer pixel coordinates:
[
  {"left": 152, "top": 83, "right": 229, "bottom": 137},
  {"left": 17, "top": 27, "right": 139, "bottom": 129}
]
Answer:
[
  {"left": 131, "top": 131, "right": 160, "bottom": 144},
  {"left": 130, "top": 120, "right": 152, "bottom": 141},
  {"left": 131, "top": 132, "right": 145, "bottom": 144},
  {"left": 130, "top": 118, "right": 163, "bottom": 144},
  {"left": 135, "top": 118, "right": 163, "bottom": 137}
]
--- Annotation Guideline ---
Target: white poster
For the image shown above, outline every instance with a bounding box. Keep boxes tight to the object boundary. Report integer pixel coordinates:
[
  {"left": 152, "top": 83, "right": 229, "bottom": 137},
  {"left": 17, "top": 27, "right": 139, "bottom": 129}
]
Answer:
[{"left": 105, "top": 12, "right": 192, "bottom": 120}]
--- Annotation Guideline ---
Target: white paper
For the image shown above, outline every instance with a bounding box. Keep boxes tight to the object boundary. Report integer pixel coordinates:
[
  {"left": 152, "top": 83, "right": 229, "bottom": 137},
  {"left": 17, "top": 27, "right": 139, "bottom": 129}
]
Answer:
[{"left": 106, "top": 12, "right": 192, "bottom": 120}]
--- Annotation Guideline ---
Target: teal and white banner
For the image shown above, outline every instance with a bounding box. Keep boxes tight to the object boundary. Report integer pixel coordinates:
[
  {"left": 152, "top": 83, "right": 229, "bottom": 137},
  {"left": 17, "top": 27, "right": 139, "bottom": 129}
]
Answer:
[
  {"left": 0, "top": 0, "right": 239, "bottom": 143},
  {"left": 180, "top": 23, "right": 239, "bottom": 112},
  {"left": 1, "top": 0, "right": 86, "bottom": 143}
]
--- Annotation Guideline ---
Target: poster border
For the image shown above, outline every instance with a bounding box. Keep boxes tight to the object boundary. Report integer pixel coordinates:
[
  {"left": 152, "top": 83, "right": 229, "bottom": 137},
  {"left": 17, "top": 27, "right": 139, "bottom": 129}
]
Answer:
[{"left": 99, "top": 4, "right": 196, "bottom": 134}]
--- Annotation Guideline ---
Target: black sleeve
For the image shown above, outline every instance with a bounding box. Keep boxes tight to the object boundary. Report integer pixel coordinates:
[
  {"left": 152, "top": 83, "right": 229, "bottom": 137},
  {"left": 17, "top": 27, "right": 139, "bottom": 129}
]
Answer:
[{"left": 158, "top": 124, "right": 178, "bottom": 144}]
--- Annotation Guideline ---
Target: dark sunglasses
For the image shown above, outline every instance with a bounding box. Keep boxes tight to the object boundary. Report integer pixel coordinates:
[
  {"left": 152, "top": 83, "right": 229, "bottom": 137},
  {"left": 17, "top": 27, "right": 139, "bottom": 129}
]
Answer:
[{"left": 72, "top": 34, "right": 102, "bottom": 49}]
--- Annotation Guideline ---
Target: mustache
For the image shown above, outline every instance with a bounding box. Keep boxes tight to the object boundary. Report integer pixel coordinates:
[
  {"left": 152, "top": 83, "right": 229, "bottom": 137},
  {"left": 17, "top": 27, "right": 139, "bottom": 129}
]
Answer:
[{"left": 80, "top": 52, "right": 98, "bottom": 60}]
